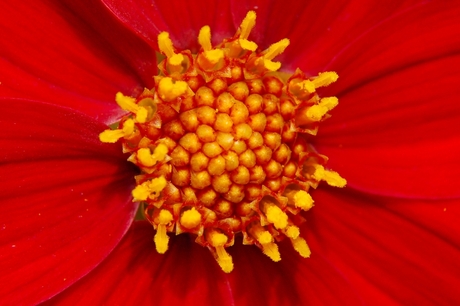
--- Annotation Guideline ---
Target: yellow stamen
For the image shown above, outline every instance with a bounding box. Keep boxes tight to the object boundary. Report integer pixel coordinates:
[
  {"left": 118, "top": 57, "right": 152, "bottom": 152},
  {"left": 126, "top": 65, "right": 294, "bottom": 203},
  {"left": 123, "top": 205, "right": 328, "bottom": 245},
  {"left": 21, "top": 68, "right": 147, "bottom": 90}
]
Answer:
[
  {"left": 115, "top": 92, "right": 148, "bottom": 123},
  {"left": 299, "top": 80, "right": 316, "bottom": 94},
  {"left": 198, "top": 26, "right": 224, "bottom": 65},
  {"left": 312, "top": 71, "right": 339, "bottom": 88},
  {"left": 180, "top": 207, "right": 202, "bottom": 229},
  {"left": 137, "top": 148, "right": 155, "bottom": 167},
  {"left": 132, "top": 183, "right": 150, "bottom": 202},
  {"left": 208, "top": 230, "right": 233, "bottom": 273},
  {"left": 131, "top": 176, "right": 167, "bottom": 201},
  {"left": 291, "top": 236, "right": 311, "bottom": 258},
  {"left": 250, "top": 225, "right": 282, "bottom": 261},
  {"left": 265, "top": 204, "right": 288, "bottom": 229},
  {"left": 154, "top": 209, "right": 174, "bottom": 254},
  {"left": 313, "top": 165, "right": 347, "bottom": 187},
  {"left": 157, "top": 77, "right": 189, "bottom": 102},
  {"left": 148, "top": 176, "right": 168, "bottom": 195},
  {"left": 261, "top": 38, "right": 290, "bottom": 71},
  {"left": 99, "top": 118, "right": 135, "bottom": 143},
  {"left": 293, "top": 190, "right": 314, "bottom": 211},
  {"left": 306, "top": 97, "right": 339, "bottom": 122},
  {"left": 137, "top": 144, "right": 169, "bottom": 167},
  {"left": 157, "top": 32, "right": 184, "bottom": 66},
  {"left": 236, "top": 11, "right": 258, "bottom": 52}
]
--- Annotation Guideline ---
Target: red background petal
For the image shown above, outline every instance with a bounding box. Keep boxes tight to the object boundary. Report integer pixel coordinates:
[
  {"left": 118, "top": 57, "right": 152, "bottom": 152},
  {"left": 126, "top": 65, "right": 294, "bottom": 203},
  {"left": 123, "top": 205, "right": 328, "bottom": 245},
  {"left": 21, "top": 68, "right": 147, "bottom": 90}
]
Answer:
[
  {"left": 47, "top": 221, "right": 362, "bottom": 306},
  {"left": 0, "top": 100, "right": 137, "bottom": 304},
  {"left": 0, "top": 0, "right": 155, "bottom": 123},
  {"left": 314, "top": 1, "right": 460, "bottom": 198},
  {"left": 307, "top": 187, "right": 460, "bottom": 305},
  {"left": 100, "top": 0, "right": 235, "bottom": 52}
]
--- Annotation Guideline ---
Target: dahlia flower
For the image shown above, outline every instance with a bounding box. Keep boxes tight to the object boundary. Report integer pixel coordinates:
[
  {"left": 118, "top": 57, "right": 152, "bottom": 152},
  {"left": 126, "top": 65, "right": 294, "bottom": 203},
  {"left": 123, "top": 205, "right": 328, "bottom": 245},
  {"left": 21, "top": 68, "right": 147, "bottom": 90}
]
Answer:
[{"left": 0, "top": 0, "right": 459, "bottom": 305}]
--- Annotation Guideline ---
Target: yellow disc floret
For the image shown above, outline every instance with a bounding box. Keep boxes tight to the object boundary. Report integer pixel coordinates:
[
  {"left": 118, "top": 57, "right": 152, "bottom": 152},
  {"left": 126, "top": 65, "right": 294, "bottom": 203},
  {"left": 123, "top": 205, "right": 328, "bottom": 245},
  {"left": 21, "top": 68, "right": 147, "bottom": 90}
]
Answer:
[{"left": 99, "top": 10, "right": 346, "bottom": 273}]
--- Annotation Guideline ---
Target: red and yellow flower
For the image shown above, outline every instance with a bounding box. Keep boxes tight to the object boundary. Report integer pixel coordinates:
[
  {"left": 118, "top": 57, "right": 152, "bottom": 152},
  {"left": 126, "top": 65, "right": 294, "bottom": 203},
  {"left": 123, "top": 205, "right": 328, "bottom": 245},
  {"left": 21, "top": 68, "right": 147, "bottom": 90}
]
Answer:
[{"left": 1, "top": 0, "right": 459, "bottom": 305}]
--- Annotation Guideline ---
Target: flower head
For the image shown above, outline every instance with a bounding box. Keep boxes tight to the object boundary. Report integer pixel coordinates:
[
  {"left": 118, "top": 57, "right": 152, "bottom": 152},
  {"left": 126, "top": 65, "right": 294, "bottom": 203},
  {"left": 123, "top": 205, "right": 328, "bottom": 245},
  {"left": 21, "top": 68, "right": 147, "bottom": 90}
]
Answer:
[{"left": 100, "top": 11, "right": 345, "bottom": 273}]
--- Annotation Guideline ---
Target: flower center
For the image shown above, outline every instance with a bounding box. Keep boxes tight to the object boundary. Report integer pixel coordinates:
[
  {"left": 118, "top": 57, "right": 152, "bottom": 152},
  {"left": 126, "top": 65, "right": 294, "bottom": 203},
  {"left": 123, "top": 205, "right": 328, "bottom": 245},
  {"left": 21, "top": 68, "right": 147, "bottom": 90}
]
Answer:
[{"left": 100, "top": 11, "right": 345, "bottom": 273}]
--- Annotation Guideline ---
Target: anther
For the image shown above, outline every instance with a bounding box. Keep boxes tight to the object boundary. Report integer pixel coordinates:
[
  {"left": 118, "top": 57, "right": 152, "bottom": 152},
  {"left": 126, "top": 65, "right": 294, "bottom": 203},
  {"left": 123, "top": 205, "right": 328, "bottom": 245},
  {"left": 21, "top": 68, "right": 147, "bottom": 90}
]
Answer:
[
  {"left": 236, "top": 11, "right": 258, "bottom": 52},
  {"left": 113, "top": 92, "right": 148, "bottom": 123},
  {"left": 132, "top": 176, "right": 168, "bottom": 201},
  {"left": 136, "top": 144, "right": 168, "bottom": 167},
  {"left": 207, "top": 230, "right": 234, "bottom": 273},
  {"left": 313, "top": 164, "right": 347, "bottom": 187},
  {"left": 99, "top": 118, "right": 135, "bottom": 143},
  {"left": 290, "top": 236, "right": 311, "bottom": 258},
  {"left": 286, "top": 190, "right": 314, "bottom": 211},
  {"left": 306, "top": 97, "right": 339, "bottom": 122}
]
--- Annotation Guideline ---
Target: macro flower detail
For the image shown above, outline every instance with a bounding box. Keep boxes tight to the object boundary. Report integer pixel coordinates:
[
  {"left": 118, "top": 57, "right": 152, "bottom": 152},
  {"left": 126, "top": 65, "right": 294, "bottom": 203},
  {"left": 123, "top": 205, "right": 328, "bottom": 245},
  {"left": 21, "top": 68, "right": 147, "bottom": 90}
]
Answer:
[
  {"left": 100, "top": 11, "right": 345, "bottom": 272},
  {"left": 3, "top": 1, "right": 459, "bottom": 304}
]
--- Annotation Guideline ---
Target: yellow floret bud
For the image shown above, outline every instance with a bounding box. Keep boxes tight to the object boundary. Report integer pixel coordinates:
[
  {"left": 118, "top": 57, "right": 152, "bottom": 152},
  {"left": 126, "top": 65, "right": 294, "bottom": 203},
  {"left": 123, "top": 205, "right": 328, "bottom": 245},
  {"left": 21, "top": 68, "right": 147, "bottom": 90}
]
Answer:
[{"left": 180, "top": 207, "right": 202, "bottom": 229}]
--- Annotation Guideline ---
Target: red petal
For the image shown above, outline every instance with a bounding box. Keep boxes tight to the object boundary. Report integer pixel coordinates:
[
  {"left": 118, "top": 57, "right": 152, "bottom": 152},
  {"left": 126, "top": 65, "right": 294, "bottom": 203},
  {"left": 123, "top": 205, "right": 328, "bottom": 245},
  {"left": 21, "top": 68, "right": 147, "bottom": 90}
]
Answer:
[
  {"left": 0, "top": 100, "right": 137, "bottom": 304},
  {"left": 62, "top": 0, "right": 158, "bottom": 87},
  {"left": 325, "top": 1, "right": 460, "bottom": 92},
  {"left": 47, "top": 222, "right": 361, "bottom": 305},
  {"left": 315, "top": 53, "right": 460, "bottom": 198},
  {"left": 100, "top": 0, "right": 235, "bottom": 51},
  {"left": 230, "top": 0, "right": 423, "bottom": 72},
  {"left": 0, "top": 1, "right": 151, "bottom": 122},
  {"left": 318, "top": 138, "right": 460, "bottom": 199},
  {"left": 307, "top": 188, "right": 460, "bottom": 305}
]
